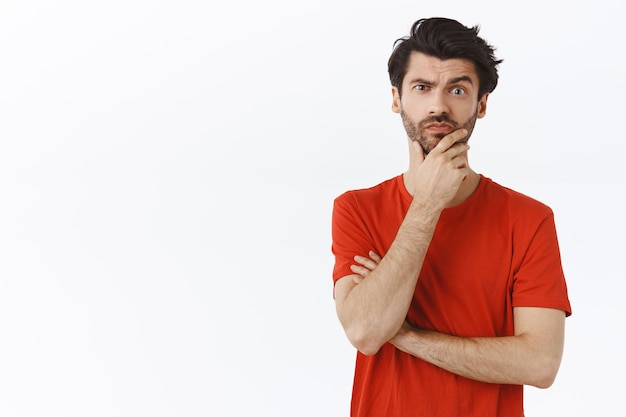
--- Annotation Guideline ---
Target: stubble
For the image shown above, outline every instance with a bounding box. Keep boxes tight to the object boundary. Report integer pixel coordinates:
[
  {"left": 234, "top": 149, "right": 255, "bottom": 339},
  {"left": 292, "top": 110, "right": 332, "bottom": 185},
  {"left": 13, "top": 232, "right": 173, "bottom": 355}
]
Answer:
[{"left": 401, "top": 110, "right": 479, "bottom": 155}]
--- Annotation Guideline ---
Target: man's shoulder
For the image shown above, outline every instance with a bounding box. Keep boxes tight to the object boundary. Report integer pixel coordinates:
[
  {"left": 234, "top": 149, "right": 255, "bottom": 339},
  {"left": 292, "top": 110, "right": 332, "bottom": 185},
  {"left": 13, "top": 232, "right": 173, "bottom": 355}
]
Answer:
[
  {"left": 482, "top": 176, "right": 553, "bottom": 216},
  {"left": 334, "top": 175, "right": 403, "bottom": 206}
]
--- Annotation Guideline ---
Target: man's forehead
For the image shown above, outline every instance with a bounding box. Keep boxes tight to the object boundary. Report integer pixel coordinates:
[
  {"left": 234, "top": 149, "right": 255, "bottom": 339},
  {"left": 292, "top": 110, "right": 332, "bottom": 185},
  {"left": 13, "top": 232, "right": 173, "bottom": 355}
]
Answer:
[{"left": 404, "top": 51, "right": 478, "bottom": 83}]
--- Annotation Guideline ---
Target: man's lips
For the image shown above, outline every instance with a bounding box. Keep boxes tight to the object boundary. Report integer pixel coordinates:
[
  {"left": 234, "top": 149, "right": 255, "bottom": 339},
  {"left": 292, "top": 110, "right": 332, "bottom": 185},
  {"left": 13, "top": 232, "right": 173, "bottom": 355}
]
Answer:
[{"left": 423, "top": 123, "right": 454, "bottom": 133}]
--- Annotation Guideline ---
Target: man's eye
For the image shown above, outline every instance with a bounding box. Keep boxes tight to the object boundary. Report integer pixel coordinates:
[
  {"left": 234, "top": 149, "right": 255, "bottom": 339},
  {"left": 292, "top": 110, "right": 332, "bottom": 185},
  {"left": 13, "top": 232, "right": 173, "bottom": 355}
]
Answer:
[
  {"left": 451, "top": 87, "right": 465, "bottom": 95},
  {"left": 415, "top": 85, "right": 427, "bottom": 91}
]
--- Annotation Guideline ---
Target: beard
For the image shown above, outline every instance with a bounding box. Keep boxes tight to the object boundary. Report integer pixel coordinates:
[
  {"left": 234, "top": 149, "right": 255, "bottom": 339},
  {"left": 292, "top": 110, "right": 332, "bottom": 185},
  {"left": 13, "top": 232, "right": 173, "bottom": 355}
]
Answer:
[{"left": 400, "top": 109, "right": 479, "bottom": 155}]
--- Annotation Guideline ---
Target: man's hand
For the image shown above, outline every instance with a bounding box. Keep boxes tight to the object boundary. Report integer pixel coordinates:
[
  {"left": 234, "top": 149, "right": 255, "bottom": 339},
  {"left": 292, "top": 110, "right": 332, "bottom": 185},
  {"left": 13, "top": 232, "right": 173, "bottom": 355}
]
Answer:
[
  {"left": 407, "top": 129, "right": 470, "bottom": 210},
  {"left": 350, "top": 251, "right": 382, "bottom": 285},
  {"left": 334, "top": 128, "right": 468, "bottom": 355}
]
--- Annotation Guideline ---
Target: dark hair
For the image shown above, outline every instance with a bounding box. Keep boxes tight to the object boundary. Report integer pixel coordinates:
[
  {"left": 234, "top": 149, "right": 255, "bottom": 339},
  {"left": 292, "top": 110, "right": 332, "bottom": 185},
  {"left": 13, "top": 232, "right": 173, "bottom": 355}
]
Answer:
[{"left": 388, "top": 17, "right": 503, "bottom": 98}]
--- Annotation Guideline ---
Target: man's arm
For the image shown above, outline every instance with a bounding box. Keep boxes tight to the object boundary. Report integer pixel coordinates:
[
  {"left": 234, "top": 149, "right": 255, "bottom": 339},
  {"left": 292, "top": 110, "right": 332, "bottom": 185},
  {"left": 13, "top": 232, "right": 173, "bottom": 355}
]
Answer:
[
  {"left": 350, "top": 253, "right": 567, "bottom": 388},
  {"left": 334, "top": 130, "right": 470, "bottom": 356},
  {"left": 390, "top": 307, "right": 566, "bottom": 388},
  {"left": 334, "top": 202, "right": 439, "bottom": 355}
]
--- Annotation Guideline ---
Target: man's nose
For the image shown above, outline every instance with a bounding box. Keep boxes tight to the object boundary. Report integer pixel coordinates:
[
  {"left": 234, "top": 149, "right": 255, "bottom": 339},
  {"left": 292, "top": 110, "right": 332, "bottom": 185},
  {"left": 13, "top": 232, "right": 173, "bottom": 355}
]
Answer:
[{"left": 427, "top": 91, "right": 450, "bottom": 115}]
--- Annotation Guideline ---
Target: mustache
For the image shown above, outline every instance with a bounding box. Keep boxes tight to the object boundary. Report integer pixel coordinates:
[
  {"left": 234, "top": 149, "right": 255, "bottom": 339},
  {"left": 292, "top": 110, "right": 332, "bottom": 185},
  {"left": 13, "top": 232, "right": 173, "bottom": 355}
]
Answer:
[{"left": 418, "top": 115, "right": 459, "bottom": 128}]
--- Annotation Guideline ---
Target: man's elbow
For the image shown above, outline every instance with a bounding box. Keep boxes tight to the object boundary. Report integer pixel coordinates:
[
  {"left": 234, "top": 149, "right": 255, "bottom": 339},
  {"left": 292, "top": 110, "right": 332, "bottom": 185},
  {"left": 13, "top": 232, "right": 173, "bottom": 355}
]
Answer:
[
  {"left": 531, "top": 373, "right": 557, "bottom": 389},
  {"left": 345, "top": 327, "right": 387, "bottom": 356},
  {"left": 528, "top": 354, "right": 563, "bottom": 389}
]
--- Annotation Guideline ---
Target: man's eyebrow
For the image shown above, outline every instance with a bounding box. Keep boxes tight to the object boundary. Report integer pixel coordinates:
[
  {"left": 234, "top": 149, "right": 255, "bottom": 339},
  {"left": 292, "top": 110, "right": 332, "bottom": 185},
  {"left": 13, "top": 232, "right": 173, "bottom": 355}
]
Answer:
[
  {"left": 407, "top": 76, "right": 474, "bottom": 86},
  {"left": 408, "top": 77, "right": 434, "bottom": 85},
  {"left": 450, "top": 76, "right": 473, "bottom": 85}
]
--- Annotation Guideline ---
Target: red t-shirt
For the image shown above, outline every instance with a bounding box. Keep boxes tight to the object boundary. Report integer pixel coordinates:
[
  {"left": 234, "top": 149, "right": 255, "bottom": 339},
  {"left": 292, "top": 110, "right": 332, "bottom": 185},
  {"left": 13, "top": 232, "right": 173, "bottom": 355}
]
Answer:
[{"left": 331, "top": 174, "right": 571, "bottom": 417}]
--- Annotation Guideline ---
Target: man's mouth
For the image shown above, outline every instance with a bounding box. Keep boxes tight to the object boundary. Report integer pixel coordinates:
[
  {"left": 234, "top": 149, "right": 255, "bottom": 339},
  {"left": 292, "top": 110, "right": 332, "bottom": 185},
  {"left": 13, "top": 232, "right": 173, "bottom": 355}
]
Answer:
[{"left": 423, "top": 123, "right": 453, "bottom": 134}]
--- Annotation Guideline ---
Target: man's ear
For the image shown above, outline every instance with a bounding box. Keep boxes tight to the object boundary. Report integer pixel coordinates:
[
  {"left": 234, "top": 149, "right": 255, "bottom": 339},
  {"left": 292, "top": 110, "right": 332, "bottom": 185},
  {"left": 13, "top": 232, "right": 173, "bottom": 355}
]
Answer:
[
  {"left": 391, "top": 86, "right": 401, "bottom": 114},
  {"left": 477, "top": 93, "right": 489, "bottom": 119}
]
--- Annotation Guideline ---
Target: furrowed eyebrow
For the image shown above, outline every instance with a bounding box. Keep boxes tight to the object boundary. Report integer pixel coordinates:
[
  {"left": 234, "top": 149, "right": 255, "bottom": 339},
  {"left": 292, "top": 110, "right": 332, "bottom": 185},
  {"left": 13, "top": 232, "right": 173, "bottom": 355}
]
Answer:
[
  {"left": 408, "top": 76, "right": 473, "bottom": 86},
  {"left": 408, "top": 78, "right": 434, "bottom": 86},
  {"left": 449, "top": 76, "right": 473, "bottom": 85}
]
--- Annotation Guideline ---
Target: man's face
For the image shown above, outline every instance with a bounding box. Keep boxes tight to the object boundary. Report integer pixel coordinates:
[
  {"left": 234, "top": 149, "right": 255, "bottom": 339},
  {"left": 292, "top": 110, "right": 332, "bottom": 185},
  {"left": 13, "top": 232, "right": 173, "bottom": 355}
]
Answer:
[{"left": 392, "top": 51, "right": 488, "bottom": 154}]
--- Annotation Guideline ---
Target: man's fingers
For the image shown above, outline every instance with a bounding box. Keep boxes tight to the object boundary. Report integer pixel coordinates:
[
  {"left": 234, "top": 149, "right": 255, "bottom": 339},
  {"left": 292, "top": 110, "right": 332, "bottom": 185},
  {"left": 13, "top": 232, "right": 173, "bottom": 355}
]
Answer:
[
  {"left": 354, "top": 255, "right": 379, "bottom": 271},
  {"left": 447, "top": 128, "right": 469, "bottom": 146},
  {"left": 351, "top": 252, "right": 382, "bottom": 279},
  {"left": 434, "top": 128, "right": 469, "bottom": 153},
  {"left": 350, "top": 252, "right": 382, "bottom": 281},
  {"left": 352, "top": 275, "right": 363, "bottom": 285},
  {"left": 368, "top": 251, "right": 382, "bottom": 264},
  {"left": 350, "top": 264, "right": 371, "bottom": 278},
  {"left": 412, "top": 140, "right": 426, "bottom": 162}
]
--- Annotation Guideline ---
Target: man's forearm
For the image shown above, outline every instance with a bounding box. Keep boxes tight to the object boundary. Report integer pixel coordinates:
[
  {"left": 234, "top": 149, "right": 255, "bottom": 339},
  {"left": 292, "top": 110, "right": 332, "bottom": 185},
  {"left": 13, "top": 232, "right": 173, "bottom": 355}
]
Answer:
[
  {"left": 390, "top": 309, "right": 565, "bottom": 388},
  {"left": 336, "top": 132, "right": 473, "bottom": 355},
  {"left": 337, "top": 200, "right": 441, "bottom": 355}
]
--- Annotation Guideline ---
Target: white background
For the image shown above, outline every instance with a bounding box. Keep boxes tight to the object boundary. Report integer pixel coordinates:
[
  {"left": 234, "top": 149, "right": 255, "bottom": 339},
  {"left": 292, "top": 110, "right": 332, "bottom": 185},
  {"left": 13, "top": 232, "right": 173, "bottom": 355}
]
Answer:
[{"left": 0, "top": 0, "right": 624, "bottom": 416}]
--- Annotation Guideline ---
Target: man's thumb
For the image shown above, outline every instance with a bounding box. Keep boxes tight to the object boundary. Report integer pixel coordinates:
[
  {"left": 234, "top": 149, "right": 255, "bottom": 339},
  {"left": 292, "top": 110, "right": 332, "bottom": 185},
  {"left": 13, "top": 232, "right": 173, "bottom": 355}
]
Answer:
[{"left": 412, "top": 140, "right": 426, "bottom": 161}]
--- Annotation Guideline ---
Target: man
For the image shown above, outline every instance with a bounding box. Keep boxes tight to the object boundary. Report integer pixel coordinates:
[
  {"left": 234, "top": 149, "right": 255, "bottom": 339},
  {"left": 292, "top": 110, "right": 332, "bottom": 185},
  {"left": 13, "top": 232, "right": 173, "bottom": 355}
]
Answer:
[{"left": 331, "top": 17, "right": 571, "bottom": 416}]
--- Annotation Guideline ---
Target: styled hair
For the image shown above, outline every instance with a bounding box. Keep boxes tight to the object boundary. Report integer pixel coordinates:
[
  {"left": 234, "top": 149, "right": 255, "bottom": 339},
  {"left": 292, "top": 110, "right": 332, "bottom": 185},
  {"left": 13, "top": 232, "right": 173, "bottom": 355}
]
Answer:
[{"left": 388, "top": 17, "right": 503, "bottom": 98}]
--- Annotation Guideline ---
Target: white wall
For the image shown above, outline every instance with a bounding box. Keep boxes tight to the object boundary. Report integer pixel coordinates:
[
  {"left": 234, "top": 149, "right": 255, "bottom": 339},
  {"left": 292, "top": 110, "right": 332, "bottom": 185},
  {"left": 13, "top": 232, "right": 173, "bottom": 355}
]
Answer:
[{"left": 0, "top": 0, "right": 623, "bottom": 415}]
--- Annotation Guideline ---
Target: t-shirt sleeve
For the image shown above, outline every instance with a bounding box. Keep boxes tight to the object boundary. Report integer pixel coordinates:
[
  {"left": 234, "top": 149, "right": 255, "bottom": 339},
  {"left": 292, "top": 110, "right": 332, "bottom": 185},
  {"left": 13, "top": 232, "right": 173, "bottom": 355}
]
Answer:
[
  {"left": 512, "top": 212, "right": 572, "bottom": 316},
  {"left": 331, "top": 193, "right": 374, "bottom": 285}
]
